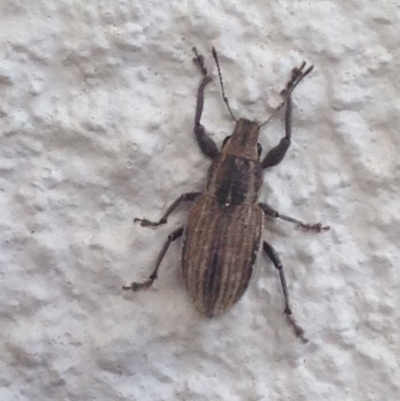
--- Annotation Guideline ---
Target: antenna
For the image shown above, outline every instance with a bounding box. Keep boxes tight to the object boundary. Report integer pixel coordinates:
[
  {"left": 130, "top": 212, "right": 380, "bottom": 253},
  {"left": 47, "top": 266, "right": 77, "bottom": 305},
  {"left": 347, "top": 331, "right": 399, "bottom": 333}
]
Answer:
[
  {"left": 212, "top": 47, "right": 237, "bottom": 122},
  {"left": 259, "top": 62, "right": 314, "bottom": 128}
]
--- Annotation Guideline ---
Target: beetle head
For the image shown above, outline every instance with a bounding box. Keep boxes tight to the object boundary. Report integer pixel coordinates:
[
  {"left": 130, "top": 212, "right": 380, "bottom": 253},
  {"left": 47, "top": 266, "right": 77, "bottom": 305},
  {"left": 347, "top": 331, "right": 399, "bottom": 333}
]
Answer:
[{"left": 221, "top": 118, "right": 260, "bottom": 161}]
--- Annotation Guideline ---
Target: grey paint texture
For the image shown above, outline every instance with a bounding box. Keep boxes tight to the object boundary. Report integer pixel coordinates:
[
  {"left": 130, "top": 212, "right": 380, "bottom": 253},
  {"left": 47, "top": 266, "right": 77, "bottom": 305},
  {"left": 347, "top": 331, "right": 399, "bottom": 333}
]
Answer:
[{"left": 1, "top": 1, "right": 399, "bottom": 400}]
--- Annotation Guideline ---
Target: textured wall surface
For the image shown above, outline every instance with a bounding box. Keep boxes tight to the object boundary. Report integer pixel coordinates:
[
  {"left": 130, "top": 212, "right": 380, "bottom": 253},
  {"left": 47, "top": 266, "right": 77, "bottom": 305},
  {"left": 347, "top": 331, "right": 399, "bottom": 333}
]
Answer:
[{"left": 1, "top": 1, "right": 399, "bottom": 400}]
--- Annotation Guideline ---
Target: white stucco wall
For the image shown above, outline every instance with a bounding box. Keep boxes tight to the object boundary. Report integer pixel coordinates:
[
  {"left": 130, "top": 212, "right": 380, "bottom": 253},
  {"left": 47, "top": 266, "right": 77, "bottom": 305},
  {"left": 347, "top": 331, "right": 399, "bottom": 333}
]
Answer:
[{"left": 1, "top": 1, "right": 399, "bottom": 400}]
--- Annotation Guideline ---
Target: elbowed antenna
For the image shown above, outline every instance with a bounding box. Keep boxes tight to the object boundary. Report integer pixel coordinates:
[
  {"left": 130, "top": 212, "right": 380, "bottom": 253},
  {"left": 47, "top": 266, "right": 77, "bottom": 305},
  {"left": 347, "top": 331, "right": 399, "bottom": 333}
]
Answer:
[
  {"left": 212, "top": 47, "right": 237, "bottom": 122},
  {"left": 258, "top": 62, "right": 314, "bottom": 128}
]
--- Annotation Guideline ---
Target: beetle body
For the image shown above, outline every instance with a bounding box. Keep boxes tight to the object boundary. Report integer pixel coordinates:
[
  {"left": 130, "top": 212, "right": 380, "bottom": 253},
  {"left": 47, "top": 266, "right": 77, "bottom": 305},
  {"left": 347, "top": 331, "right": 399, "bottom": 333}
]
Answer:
[
  {"left": 182, "top": 119, "right": 264, "bottom": 316},
  {"left": 124, "top": 48, "right": 329, "bottom": 341}
]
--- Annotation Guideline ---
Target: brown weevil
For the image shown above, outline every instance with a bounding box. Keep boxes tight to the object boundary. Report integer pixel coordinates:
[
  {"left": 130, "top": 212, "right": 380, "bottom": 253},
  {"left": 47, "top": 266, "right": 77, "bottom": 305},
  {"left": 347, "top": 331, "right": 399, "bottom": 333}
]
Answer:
[{"left": 123, "top": 47, "right": 329, "bottom": 342}]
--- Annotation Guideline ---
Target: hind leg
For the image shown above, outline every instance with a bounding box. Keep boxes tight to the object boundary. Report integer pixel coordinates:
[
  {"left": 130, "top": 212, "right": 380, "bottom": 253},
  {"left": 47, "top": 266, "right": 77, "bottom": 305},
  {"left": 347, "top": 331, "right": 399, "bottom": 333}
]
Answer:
[{"left": 263, "top": 241, "right": 308, "bottom": 343}]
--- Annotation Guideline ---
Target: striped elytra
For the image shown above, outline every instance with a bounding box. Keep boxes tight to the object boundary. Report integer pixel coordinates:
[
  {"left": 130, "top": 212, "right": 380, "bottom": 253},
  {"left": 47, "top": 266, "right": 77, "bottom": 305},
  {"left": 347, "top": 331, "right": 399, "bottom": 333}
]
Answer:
[
  {"left": 182, "top": 194, "right": 263, "bottom": 317},
  {"left": 181, "top": 126, "right": 264, "bottom": 317}
]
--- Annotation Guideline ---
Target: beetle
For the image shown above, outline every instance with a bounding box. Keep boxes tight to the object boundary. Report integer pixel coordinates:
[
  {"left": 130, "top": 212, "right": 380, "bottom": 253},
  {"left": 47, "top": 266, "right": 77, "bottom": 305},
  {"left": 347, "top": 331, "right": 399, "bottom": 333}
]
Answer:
[{"left": 123, "top": 47, "right": 329, "bottom": 341}]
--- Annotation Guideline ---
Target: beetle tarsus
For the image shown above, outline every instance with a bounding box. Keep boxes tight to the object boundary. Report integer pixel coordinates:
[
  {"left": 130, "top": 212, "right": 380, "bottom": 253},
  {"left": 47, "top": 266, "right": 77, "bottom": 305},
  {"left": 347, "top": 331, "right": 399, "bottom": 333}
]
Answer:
[
  {"left": 192, "top": 47, "right": 208, "bottom": 77},
  {"left": 286, "top": 313, "right": 308, "bottom": 343},
  {"left": 123, "top": 226, "right": 184, "bottom": 294},
  {"left": 298, "top": 222, "right": 330, "bottom": 232},
  {"left": 122, "top": 278, "right": 155, "bottom": 291},
  {"left": 134, "top": 192, "right": 201, "bottom": 228},
  {"left": 134, "top": 217, "right": 166, "bottom": 227},
  {"left": 260, "top": 203, "right": 330, "bottom": 233},
  {"left": 284, "top": 61, "right": 313, "bottom": 94}
]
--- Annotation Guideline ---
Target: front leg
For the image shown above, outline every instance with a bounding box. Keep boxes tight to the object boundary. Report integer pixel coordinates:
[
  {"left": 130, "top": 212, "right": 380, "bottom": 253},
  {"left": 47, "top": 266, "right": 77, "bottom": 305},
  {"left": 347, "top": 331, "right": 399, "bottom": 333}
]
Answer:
[
  {"left": 261, "top": 96, "right": 292, "bottom": 169},
  {"left": 263, "top": 241, "right": 307, "bottom": 343},
  {"left": 261, "top": 62, "right": 312, "bottom": 169},
  {"left": 135, "top": 192, "right": 201, "bottom": 227},
  {"left": 192, "top": 47, "right": 219, "bottom": 159},
  {"left": 259, "top": 203, "right": 330, "bottom": 232}
]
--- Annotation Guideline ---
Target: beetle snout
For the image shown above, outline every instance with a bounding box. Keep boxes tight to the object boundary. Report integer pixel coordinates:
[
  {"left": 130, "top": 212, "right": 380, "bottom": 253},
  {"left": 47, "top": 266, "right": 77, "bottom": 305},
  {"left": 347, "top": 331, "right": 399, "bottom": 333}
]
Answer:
[{"left": 222, "top": 118, "right": 260, "bottom": 160}]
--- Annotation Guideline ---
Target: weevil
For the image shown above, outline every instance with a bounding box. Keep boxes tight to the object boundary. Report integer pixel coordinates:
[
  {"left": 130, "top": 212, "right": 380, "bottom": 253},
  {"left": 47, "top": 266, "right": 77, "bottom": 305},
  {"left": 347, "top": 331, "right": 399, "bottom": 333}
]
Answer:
[{"left": 123, "top": 47, "right": 329, "bottom": 342}]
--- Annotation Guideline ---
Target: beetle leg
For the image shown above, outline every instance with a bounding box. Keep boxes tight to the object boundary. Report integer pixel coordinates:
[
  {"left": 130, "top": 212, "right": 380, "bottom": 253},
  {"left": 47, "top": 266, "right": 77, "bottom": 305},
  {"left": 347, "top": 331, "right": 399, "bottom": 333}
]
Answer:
[
  {"left": 262, "top": 242, "right": 291, "bottom": 314},
  {"left": 192, "top": 47, "right": 219, "bottom": 159},
  {"left": 263, "top": 241, "right": 308, "bottom": 343},
  {"left": 261, "top": 95, "right": 292, "bottom": 169},
  {"left": 261, "top": 62, "right": 313, "bottom": 169},
  {"left": 123, "top": 226, "right": 184, "bottom": 291},
  {"left": 259, "top": 202, "right": 330, "bottom": 232},
  {"left": 135, "top": 192, "right": 201, "bottom": 227}
]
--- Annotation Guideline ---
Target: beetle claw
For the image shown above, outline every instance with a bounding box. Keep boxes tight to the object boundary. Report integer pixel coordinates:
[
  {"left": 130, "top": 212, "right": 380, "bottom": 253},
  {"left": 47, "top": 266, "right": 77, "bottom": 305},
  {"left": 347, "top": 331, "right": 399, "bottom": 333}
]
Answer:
[
  {"left": 134, "top": 218, "right": 166, "bottom": 227},
  {"left": 122, "top": 278, "right": 153, "bottom": 291},
  {"left": 298, "top": 222, "right": 330, "bottom": 232},
  {"left": 286, "top": 313, "right": 308, "bottom": 343}
]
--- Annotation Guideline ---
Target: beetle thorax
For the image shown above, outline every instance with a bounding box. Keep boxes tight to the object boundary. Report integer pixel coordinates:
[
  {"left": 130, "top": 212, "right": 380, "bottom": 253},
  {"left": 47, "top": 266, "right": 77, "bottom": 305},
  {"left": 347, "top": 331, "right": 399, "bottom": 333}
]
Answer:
[{"left": 206, "top": 118, "right": 263, "bottom": 205}]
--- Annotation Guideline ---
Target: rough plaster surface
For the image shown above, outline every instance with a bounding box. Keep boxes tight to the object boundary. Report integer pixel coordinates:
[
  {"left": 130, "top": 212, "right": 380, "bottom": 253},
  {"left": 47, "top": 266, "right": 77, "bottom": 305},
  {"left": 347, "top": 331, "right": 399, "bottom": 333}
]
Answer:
[{"left": 1, "top": 1, "right": 399, "bottom": 401}]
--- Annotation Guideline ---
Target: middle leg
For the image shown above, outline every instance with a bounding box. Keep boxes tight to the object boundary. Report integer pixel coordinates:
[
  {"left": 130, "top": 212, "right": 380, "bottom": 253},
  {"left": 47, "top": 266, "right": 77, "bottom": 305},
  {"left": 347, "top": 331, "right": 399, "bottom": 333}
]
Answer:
[
  {"left": 259, "top": 202, "right": 330, "bottom": 232},
  {"left": 135, "top": 192, "right": 201, "bottom": 227}
]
